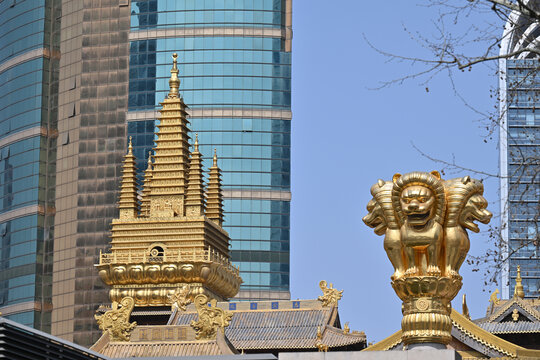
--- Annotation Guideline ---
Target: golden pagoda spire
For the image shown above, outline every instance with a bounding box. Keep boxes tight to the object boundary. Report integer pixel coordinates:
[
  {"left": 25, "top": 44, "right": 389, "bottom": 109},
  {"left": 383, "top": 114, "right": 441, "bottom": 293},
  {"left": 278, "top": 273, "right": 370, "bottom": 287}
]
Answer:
[
  {"left": 185, "top": 134, "right": 206, "bottom": 217},
  {"left": 96, "top": 54, "right": 241, "bottom": 316},
  {"left": 140, "top": 151, "right": 153, "bottom": 217},
  {"left": 168, "top": 53, "right": 180, "bottom": 99},
  {"left": 513, "top": 265, "right": 525, "bottom": 299},
  {"left": 150, "top": 53, "right": 191, "bottom": 217},
  {"left": 206, "top": 149, "right": 224, "bottom": 226},
  {"left": 118, "top": 137, "right": 139, "bottom": 219}
]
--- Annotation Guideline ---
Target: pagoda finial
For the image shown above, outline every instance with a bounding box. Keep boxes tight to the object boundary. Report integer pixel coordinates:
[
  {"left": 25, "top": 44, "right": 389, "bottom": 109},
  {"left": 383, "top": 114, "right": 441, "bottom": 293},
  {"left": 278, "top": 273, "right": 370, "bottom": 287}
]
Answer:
[
  {"left": 141, "top": 151, "right": 153, "bottom": 217},
  {"left": 206, "top": 149, "right": 224, "bottom": 225},
  {"left": 118, "top": 139, "right": 139, "bottom": 219},
  {"left": 514, "top": 265, "right": 525, "bottom": 299},
  {"left": 185, "top": 135, "right": 206, "bottom": 216},
  {"left": 168, "top": 53, "right": 180, "bottom": 98}
]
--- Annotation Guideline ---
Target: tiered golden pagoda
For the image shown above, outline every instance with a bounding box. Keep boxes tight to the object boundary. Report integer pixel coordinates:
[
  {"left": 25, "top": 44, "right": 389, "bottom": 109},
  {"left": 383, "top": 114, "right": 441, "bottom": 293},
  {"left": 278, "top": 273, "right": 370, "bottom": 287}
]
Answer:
[{"left": 95, "top": 54, "right": 242, "bottom": 308}]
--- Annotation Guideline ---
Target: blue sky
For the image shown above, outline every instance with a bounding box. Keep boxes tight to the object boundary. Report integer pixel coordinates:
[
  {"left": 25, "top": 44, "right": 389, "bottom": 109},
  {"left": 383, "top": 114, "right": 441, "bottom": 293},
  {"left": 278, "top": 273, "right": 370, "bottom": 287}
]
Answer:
[{"left": 289, "top": 1, "right": 500, "bottom": 342}]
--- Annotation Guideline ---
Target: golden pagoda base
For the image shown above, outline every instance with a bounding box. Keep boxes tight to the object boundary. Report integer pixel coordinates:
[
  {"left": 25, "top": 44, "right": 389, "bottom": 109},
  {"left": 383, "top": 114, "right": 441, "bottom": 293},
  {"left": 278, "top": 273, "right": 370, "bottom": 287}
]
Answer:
[
  {"left": 109, "top": 283, "right": 226, "bottom": 305},
  {"left": 392, "top": 276, "right": 462, "bottom": 345},
  {"left": 96, "top": 260, "right": 242, "bottom": 306}
]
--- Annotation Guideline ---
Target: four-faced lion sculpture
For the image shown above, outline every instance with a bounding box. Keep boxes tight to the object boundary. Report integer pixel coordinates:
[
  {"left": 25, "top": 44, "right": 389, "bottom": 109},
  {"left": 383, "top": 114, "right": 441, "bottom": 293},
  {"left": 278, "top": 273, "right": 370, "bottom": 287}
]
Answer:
[{"left": 364, "top": 171, "right": 491, "bottom": 279}]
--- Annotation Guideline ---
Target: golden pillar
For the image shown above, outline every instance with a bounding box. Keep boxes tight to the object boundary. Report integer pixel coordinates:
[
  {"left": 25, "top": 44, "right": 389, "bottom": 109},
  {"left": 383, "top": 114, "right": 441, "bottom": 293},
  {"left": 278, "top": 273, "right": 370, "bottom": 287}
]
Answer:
[{"left": 364, "top": 171, "right": 491, "bottom": 346}]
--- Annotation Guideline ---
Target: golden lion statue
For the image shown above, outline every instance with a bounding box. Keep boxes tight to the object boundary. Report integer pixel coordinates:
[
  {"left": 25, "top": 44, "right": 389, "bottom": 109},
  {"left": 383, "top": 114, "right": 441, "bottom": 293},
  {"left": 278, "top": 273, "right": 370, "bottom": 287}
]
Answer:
[{"left": 363, "top": 171, "right": 491, "bottom": 279}]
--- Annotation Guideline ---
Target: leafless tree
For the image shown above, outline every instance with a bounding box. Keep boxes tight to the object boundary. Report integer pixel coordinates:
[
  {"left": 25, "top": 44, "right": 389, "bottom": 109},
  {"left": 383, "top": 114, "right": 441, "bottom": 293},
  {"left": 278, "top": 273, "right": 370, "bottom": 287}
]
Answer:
[{"left": 368, "top": 0, "right": 540, "bottom": 296}]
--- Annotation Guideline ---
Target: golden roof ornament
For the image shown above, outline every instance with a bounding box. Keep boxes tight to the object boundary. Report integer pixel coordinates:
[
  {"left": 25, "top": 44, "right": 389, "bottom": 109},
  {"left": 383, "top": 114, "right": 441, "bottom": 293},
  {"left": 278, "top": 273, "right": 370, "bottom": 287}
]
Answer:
[
  {"left": 343, "top": 322, "right": 350, "bottom": 334},
  {"left": 315, "top": 326, "right": 329, "bottom": 352},
  {"left": 168, "top": 285, "right": 192, "bottom": 311},
  {"left": 489, "top": 288, "right": 501, "bottom": 314},
  {"left": 512, "top": 309, "right": 519, "bottom": 322},
  {"left": 190, "top": 294, "right": 233, "bottom": 340},
  {"left": 95, "top": 55, "right": 241, "bottom": 315},
  {"left": 168, "top": 53, "right": 180, "bottom": 98},
  {"left": 513, "top": 265, "right": 525, "bottom": 299},
  {"left": 363, "top": 171, "right": 492, "bottom": 346},
  {"left": 462, "top": 294, "right": 470, "bottom": 320},
  {"left": 317, "top": 280, "right": 343, "bottom": 307},
  {"left": 95, "top": 297, "right": 137, "bottom": 341}
]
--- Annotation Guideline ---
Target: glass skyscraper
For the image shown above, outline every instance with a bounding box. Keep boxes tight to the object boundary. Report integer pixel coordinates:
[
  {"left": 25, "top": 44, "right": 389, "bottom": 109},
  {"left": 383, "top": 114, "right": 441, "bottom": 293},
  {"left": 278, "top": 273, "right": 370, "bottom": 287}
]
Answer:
[
  {"left": 0, "top": 0, "right": 59, "bottom": 332},
  {"left": 500, "top": 11, "right": 540, "bottom": 299},
  {"left": 0, "top": 0, "right": 291, "bottom": 346}
]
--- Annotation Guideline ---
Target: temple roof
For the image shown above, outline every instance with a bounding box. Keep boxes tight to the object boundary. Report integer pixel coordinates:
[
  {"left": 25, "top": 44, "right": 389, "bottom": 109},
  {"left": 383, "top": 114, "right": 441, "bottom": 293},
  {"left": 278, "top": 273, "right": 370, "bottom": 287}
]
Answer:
[
  {"left": 167, "top": 299, "right": 366, "bottom": 351},
  {"left": 364, "top": 309, "right": 540, "bottom": 358},
  {"left": 474, "top": 296, "right": 540, "bottom": 336},
  {"left": 91, "top": 326, "right": 237, "bottom": 358}
]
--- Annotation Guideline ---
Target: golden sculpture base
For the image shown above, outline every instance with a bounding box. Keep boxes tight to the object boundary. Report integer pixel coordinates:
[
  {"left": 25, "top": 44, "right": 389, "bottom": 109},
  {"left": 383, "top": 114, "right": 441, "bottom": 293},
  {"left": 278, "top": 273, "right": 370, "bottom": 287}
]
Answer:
[{"left": 392, "top": 276, "right": 462, "bottom": 345}]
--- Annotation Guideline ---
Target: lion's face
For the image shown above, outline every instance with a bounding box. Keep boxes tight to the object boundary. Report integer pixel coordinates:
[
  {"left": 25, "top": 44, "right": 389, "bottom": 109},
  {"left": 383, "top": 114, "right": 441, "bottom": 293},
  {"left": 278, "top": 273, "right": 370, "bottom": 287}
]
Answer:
[
  {"left": 363, "top": 199, "right": 387, "bottom": 235},
  {"left": 460, "top": 194, "right": 492, "bottom": 233},
  {"left": 400, "top": 185, "right": 435, "bottom": 228}
]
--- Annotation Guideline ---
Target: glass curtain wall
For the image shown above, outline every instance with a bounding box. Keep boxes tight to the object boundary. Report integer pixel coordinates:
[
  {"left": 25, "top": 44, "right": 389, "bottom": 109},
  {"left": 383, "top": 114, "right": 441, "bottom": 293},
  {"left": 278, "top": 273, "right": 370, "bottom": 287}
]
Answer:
[
  {"left": 0, "top": 0, "right": 59, "bottom": 331},
  {"left": 504, "top": 59, "right": 540, "bottom": 298}
]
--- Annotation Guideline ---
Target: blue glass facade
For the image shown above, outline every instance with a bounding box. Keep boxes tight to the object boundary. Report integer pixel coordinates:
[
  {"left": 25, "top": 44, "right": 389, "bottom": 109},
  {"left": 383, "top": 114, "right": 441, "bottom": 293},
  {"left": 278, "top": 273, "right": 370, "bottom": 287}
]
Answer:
[
  {"left": 0, "top": 0, "right": 59, "bottom": 330},
  {"left": 127, "top": 0, "right": 292, "bottom": 298},
  {"left": 504, "top": 59, "right": 540, "bottom": 298}
]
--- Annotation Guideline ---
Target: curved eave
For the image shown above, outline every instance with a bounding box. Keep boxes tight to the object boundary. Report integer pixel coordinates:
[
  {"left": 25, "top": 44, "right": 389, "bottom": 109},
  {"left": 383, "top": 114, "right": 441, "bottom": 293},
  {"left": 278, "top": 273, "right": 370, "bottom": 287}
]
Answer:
[
  {"left": 361, "top": 330, "right": 402, "bottom": 352},
  {"left": 362, "top": 309, "right": 540, "bottom": 358}
]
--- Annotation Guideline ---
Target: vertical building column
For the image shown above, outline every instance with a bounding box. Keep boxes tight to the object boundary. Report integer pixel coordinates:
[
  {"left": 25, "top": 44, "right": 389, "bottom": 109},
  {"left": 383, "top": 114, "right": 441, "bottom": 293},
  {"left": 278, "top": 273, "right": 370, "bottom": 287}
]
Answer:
[{"left": 53, "top": 0, "right": 131, "bottom": 346}]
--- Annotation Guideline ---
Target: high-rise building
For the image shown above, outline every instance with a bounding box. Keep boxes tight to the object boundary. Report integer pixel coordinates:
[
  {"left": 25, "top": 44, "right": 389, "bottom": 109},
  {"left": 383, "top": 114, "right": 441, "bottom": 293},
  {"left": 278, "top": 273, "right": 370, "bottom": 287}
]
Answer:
[
  {"left": 0, "top": 0, "right": 291, "bottom": 346},
  {"left": 0, "top": 0, "right": 60, "bottom": 333},
  {"left": 500, "top": 11, "right": 540, "bottom": 299}
]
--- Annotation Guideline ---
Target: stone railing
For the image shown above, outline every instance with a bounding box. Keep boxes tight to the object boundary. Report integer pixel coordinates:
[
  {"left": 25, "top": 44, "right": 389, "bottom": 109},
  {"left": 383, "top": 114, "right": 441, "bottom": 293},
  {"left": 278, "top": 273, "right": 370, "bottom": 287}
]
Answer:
[{"left": 98, "top": 248, "right": 239, "bottom": 275}]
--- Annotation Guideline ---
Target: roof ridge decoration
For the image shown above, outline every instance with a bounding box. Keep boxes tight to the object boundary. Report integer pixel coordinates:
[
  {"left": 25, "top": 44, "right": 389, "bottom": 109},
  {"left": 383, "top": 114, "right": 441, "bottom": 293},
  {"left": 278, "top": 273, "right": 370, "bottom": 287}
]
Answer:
[
  {"left": 95, "top": 54, "right": 241, "bottom": 312},
  {"left": 317, "top": 280, "right": 343, "bottom": 307},
  {"left": 488, "top": 288, "right": 501, "bottom": 315},
  {"left": 363, "top": 172, "right": 492, "bottom": 346},
  {"left": 94, "top": 297, "right": 137, "bottom": 342},
  {"left": 315, "top": 326, "right": 329, "bottom": 352},
  {"left": 462, "top": 293, "right": 470, "bottom": 320},
  {"left": 513, "top": 265, "right": 525, "bottom": 299},
  {"left": 191, "top": 294, "right": 233, "bottom": 340}
]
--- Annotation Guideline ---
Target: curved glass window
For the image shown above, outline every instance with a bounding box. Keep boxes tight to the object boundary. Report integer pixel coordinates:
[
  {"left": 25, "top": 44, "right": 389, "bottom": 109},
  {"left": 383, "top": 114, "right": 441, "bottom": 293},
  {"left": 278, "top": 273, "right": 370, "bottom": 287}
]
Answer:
[
  {"left": 0, "top": 2, "right": 46, "bottom": 63},
  {"left": 131, "top": 0, "right": 283, "bottom": 29}
]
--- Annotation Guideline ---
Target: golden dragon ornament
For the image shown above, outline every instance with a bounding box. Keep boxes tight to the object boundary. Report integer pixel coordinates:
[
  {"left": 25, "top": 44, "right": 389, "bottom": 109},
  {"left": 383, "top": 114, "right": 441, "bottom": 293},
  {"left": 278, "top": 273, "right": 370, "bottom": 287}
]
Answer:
[{"left": 94, "top": 296, "right": 137, "bottom": 341}]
